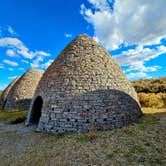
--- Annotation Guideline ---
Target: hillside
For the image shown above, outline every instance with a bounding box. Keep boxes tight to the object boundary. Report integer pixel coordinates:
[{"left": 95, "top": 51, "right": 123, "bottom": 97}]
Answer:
[{"left": 132, "top": 77, "right": 166, "bottom": 93}]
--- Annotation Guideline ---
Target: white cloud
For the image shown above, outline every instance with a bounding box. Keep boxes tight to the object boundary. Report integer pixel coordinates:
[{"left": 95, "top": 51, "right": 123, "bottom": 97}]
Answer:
[
  {"left": 93, "top": 36, "right": 99, "bottom": 43},
  {"left": 0, "top": 37, "right": 21, "bottom": 47},
  {"left": 114, "top": 44, "right": 166, "bottom": 79},
  {"left": 31, "top": 56, "right": 44, "bottom": 68},
  {"left": 3, "top": 59, "right": 18, "bottom": 67},
  {"left": 6, "top": 49, "right": 19, "bottom": 58},
  {"left": 8, "top": 76, "right": 18, "bottom": 80},
  {"left": 126, "top": 72, "right": 148, "bottom": 79},
  {"left": 8, "top": 68, "right": 14, "bottom": 71},
  {"left": 0, "top": 27, "right": 51, "bottom": 72},
  {"left": 30, "top": 51, "right": 50, "bottom": 68},
  {"left": 81, "top": 0, "right": 166, "bottom": 50},
  {"left": 115, "top": 45, "right": 166, "bottom": 68},
  {"left": 0, "top": 37, "right": 33, "bottom": 59},
  {"left": 0, "top": 25, "right": 17, "bottom": 37},
  {"left": 0, "top": 28, "right": 2, "bottom": 37},
  {"left": 18, "top": 67, "right": 24, "bottom": 70},
  {"left": 0, "top": 84, "right": 7, "bottom": 91},
  {"left": 65, "top": 33, "right": 72, "bottom": 38},
  {"left": 81, "top": 0, "right": 166, "bottom": 79},
  {"left": 85, "top": 0, "right": 112, "bottom": 10},
  {"left": 0, "top": 37, "right": 51, "bottom": 59},
  {"left": 0, "top": 64, "right": 4, "bottom": 69},
  {"left": 21, "top": 59, "right": 29, "bottom": 64},
  {"left": 40, "top": 59, "right": 54, "bottom": 69},
  {"left": 7, "top": 26, "right": 16, "bottom": 35},
  {"left": 31, "top": 59, "right": 54, "bottom": 69}
]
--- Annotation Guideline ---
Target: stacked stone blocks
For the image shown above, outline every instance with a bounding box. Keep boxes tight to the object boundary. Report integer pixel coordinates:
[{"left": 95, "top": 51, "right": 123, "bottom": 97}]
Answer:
[{"left": 27, "top": 34, "right": 142, "bottom": 133}]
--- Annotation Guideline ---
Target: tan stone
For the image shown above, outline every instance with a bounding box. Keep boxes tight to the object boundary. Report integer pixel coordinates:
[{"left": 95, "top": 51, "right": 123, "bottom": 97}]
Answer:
[{"left": 5, "top": 68, "right": 43, "bottom": 110}]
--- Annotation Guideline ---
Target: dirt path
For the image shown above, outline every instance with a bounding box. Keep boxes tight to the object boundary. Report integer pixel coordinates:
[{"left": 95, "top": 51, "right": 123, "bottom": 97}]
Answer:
[
  {"left": 0, "top": 123, "right": 37, "bottom": 134},
  {"left": 0, "top": 109, "right": 166, "bottom": 165}
]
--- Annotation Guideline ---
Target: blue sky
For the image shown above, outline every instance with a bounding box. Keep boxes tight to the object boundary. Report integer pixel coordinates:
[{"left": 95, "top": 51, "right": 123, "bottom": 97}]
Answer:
[{"left": 0, "top": 0, "right": 166, "bottom": 90}]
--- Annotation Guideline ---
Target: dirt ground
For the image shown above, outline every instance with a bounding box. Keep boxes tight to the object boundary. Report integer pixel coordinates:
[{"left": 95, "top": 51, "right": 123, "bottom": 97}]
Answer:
[{"left": 0, "top": 108, "right": 166, "bottom": 166}]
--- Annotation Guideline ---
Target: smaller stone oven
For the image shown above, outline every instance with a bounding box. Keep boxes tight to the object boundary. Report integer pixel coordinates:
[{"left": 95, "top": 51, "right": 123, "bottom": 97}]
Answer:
[
  {"left": 0, "top": 77, "right": 19, "bottom": 110},
  {"left": 5, "top": 68, "right": 43, "bottom": 110}
]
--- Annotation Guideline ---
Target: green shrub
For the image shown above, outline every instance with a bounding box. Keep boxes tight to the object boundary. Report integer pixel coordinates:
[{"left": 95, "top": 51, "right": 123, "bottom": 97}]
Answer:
[{"left": 0, "top": 110, "right": 28, "bottom": 124}]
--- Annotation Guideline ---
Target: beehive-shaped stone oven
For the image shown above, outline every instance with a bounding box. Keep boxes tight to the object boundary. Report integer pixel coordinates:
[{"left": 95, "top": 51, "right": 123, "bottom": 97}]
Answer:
[
  {"left": 27, "top": 34, "right": 142, "bottom": 133},
  {"left": 0, "top": 77, "right": 20, "bottom": 109},
  {"left": 5, "top": 68, "right": 43, "bottom": 110}
]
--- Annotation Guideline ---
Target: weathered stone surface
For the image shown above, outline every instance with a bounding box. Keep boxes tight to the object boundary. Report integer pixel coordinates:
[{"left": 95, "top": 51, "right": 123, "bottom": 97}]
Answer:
[
  {"left": 0, "top": 77, "right": 20, "bottom": 109},
  {"left": 5, "top": 68, "right": 43, "bottom": 110},
  {"left": 27, "top": 34, "right": 142, "bottom": 133}
]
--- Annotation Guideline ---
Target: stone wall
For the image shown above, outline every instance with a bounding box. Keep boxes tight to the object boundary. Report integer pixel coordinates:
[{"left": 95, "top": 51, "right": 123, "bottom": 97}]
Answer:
[
  {"left": 0, "top": 77, "right": 19, "bottom": 109},
  {"left": 28, "top": 34, "right": 142, "bottom": 133},
  {"left": 5, "top": 68, "right": 43, "bottom": 110}
]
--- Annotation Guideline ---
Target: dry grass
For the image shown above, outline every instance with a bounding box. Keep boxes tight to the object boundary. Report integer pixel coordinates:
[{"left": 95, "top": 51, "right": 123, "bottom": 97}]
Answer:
[
  {"left": 138, "top": 92, "right": 166, "bottom": 108},
  {"left": 0, "top": 108, "right": 166, "bottom": 165}
]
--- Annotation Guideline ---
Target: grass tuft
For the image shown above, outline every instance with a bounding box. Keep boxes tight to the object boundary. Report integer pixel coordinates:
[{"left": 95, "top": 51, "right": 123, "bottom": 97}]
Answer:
[{"left": 0, "top": 109, "right": 28, "bottom": 124}]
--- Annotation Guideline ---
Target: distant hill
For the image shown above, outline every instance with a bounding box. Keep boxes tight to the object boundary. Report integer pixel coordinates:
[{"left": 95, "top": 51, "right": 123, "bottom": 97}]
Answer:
[{"left": 132, "top": 77, "right": 166, "bottom": 93}]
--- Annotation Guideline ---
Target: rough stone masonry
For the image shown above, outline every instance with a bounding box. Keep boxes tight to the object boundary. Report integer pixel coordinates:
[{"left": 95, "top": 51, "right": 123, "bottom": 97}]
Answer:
[
  {"left": 5, "top": 68, "right": 43, "bottom": 110},
  {"left": 0, "top": 77, "right": 19, "bottom": 109},
  {"left": 27, "top": 34, "right": 142, "bottom": 133}
]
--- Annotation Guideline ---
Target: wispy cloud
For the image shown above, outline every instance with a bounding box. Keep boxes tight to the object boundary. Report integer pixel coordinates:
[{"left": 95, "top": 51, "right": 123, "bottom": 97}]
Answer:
[
  {"left": 7, "top": 26, "right": 17, "bottom": 35},
  {"left": 31, "top": 57, "right": 53, "bottom": 69},
  {"left": 8, "top": 76, "right": 18, "bottom": 80},
  {"left": 0, "top": 37, "right": 50, "bottom": 59},
  {"left": 40, "top": 59, "right": 54, "bottom": 69},
  {"left": 31, "top": 56, "right": 44, "bottom": 68},
  {"left": 113, "top": 44, "right": 166, "bottom": 79},
  {"left": 18, "top": 67, "right": 24, "bottom": 70},
  {"left": 0, "top": 25, "right": 52, "bottom": 74},
  {"left": 65, "top": 33, "right": 72, "bottom": 38},
  {"left": 8, "top": 67, "right": 14, "bottom": 71},
  {"left": 0, "top": 84, "right": 8, "bottom": 91},
  {"left": 0, "top": 25, "right": 17, "bottom": 37},
  {"left": 21, "top": 59, "right": 29, "bottom": 64},
  {"left": 126, "top": 72, "right": 148, "bottom": 79},
  {"left": 3, "top": 59, "right": 18, "bottom": 66},
  {"left": 0, "top": 64, "right": 4, "bottom": 69},
  {"left": 6, "top": 49, "right": 19, "bottom": 58},
  {"left": 115, "top": 45, "right": 166, "bottom": 67}
]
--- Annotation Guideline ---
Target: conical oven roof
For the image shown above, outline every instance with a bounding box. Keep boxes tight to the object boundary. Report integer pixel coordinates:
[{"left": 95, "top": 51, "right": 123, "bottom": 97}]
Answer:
[
  {"left": 36, "top": 34, "right": 138, "bottom": 99},
  {"left": 28, "top": 34, "right": 142, "bottom": 133},
  {"left": 0, "top": 77, "right": 19, "bottom": 109},
  {"left": 5, "top": 68, "right": 43, "bottom": 110}
]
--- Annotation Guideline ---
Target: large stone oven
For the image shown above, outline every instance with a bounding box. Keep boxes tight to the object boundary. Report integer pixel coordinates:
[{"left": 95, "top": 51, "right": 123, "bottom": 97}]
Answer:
[{"left": 27, "top": 34, "right": 142, "bottom": 133}]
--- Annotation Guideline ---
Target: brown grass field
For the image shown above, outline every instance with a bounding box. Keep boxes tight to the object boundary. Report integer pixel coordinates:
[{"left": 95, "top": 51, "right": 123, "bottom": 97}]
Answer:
[{"left": 0, "top": 108, "right": 166, "bottom": 166}]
